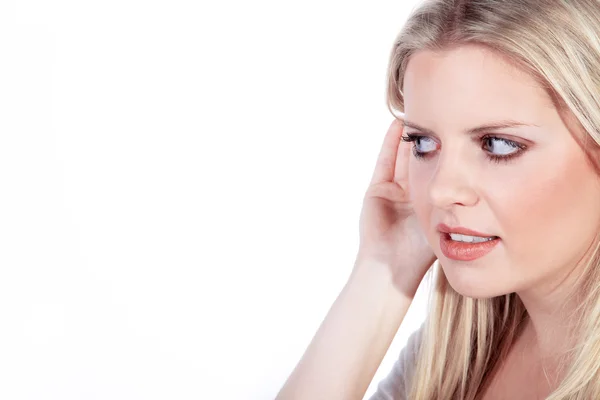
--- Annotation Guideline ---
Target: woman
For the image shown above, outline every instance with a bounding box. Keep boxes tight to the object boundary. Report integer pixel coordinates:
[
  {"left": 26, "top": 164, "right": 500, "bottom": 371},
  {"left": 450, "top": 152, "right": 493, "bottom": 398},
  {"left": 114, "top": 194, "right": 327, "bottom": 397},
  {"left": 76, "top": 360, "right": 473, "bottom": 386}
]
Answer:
[{"left": 276, "top": 0, "right": 600, "bottom": 398}]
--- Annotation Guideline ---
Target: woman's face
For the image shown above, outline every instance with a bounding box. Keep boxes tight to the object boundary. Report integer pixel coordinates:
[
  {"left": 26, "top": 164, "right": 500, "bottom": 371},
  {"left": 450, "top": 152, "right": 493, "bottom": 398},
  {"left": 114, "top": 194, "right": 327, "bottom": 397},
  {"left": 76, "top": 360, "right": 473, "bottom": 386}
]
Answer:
[{"left": 403, "top": 44, "right": 600, "bottom": 298}]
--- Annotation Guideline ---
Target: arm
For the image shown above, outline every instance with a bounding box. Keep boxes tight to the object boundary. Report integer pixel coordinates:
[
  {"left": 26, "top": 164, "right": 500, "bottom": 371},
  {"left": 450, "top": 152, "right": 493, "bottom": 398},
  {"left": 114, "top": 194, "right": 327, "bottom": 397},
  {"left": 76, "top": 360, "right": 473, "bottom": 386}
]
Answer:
[{"left": 275, "top": 257, "right": 415, "bottom": 400}]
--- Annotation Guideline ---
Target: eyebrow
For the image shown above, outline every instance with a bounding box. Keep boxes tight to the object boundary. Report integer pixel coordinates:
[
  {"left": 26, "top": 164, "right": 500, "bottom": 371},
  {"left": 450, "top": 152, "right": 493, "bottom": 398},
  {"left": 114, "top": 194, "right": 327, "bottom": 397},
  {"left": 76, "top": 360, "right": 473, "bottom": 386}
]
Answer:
[{"left": 402, "top": 120, "right": 540, "bottom": 135}]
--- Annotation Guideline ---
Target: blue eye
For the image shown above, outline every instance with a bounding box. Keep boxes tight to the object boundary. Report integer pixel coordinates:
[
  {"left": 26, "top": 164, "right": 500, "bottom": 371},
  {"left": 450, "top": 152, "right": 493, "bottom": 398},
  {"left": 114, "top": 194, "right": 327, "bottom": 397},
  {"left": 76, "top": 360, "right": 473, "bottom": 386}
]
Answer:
[
  {"left": 412, "top": 136, "right": 436, "bottom": 153},
  {"left": 481, "top": 135, "right": 526, "bottom": 164},
  {"left": 400, "top": 134, "right": 437, "bottom": 159},
  {"left": 401, "top": 133, "right": 527, "bottom": 164}
]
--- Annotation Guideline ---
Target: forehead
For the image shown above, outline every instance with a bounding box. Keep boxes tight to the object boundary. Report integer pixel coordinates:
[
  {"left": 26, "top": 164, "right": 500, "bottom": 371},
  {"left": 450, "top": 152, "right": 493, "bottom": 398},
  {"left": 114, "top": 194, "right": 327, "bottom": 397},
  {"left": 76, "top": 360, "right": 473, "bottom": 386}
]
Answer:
[{"left": 402, "top": 44, "right": 555, "bottom": 126}]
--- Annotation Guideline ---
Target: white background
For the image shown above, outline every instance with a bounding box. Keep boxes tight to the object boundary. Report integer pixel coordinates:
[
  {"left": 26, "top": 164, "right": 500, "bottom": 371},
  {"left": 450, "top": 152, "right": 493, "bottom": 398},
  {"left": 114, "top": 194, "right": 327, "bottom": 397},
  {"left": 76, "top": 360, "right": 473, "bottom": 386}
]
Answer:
[{"left": 0, "top": 0, "right": 429, "bottom": 398}]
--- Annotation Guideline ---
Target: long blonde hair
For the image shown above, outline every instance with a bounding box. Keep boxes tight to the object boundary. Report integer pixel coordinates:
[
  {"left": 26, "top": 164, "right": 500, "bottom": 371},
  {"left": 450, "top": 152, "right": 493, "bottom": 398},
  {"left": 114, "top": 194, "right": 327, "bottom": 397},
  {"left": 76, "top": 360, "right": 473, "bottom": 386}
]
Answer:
[{"left": 385, "top": 0, "right": 600, "bottom": 398}]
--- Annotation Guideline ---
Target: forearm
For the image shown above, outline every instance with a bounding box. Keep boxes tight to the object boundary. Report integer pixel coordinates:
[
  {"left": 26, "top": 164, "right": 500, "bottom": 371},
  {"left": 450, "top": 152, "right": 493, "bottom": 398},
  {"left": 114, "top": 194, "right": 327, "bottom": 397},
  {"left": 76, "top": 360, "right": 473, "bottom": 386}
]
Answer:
[{"left": 276, "top": 259, "right": 414, "bottom": 400}]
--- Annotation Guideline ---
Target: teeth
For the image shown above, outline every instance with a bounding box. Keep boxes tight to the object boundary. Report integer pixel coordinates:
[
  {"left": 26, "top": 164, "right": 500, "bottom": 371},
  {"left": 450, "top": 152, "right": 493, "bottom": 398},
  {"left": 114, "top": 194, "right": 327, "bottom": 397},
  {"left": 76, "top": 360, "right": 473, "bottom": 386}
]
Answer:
[{"left": 449, "top": 233, "right": 496, "bottom": 243}]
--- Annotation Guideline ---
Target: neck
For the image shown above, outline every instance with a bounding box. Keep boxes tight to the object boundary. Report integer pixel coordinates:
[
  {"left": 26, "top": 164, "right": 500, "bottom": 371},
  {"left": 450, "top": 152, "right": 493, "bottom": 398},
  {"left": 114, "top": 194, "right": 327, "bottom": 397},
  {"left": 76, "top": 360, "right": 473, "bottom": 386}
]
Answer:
[
  {"left": 516, "top": 238, "right": 597, "bottom": 362},
  {"left": 514, "top": 262, "right": 588, "bottom": 384}
]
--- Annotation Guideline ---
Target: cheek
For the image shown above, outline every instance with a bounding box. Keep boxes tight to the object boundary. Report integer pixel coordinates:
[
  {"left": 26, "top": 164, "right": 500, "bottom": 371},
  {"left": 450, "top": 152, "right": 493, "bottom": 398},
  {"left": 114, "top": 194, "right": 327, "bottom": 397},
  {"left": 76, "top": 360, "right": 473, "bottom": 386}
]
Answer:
[
  {"left": 487, "top": 152, "right": 600, "bottom": 272},
  {"left": 408, "top": 160, "right": 434, "bottom": 231},
  {"left": 407, "top": 147, "right": 600, "bottom": 280}
]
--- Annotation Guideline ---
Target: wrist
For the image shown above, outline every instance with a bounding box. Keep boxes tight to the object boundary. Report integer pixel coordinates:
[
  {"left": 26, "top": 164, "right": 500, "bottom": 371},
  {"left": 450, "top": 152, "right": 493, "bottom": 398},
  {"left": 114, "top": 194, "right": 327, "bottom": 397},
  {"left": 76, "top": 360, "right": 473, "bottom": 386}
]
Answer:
[{"left": 348, "top": 256, "right": 417, "bottom": 305}]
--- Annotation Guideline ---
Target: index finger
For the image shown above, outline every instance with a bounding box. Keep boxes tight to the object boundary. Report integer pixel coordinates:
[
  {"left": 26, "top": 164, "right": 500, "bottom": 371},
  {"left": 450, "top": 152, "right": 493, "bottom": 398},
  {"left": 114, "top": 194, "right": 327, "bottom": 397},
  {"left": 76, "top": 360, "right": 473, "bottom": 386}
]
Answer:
[
  {"left": 369, "top": 118, "right": 408, "bottom": 185},
  {"left": 394, "top": 124, "right": 412, "bottom": 186}
]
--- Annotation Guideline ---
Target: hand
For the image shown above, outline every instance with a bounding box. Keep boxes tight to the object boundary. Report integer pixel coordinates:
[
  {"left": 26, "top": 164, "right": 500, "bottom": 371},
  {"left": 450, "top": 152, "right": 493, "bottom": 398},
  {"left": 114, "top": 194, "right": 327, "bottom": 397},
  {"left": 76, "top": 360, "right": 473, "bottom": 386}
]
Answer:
[{"left": 355, "top": 118, "right": 437, "bottom": 296}]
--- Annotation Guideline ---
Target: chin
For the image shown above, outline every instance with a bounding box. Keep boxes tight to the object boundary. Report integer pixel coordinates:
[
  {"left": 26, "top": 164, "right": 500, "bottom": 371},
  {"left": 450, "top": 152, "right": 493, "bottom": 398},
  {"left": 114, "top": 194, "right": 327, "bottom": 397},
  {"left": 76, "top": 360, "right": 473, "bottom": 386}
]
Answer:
[{"left": 439, "top": 261, "right": 509, "bottom": 299}]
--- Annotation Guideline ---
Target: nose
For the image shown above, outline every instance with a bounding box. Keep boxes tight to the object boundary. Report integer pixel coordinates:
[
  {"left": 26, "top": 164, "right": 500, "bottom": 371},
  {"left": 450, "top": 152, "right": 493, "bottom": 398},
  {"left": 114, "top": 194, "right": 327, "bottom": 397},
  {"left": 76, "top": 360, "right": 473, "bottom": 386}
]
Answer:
[{"left": 427, "top": 151, "right": 479, "bottom": 209}]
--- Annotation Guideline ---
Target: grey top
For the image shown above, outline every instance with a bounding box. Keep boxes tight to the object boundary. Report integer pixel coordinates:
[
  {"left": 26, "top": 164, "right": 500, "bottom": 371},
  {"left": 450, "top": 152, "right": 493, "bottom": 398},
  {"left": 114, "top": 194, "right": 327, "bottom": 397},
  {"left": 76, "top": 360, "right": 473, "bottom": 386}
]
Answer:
[{"left": 368, "top": 326, "right": 424, "bottom": 400}]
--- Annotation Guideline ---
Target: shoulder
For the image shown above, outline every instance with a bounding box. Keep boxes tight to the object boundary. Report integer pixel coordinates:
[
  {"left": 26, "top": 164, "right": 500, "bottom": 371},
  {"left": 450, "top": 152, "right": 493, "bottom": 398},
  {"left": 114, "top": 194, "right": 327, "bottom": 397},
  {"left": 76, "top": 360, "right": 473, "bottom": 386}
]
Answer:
[{"left": 368, "top": 325, "right": 424, "bottom": 400}]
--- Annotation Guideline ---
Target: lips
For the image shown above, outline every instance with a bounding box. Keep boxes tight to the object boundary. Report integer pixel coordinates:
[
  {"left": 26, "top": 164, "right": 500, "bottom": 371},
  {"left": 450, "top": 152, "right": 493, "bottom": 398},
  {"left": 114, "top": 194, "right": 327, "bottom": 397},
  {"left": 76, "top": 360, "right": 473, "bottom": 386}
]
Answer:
[
  {"left": 436, "top": 223, "right": 497, "bottom": 238},
  {"left": 439, "top": 232, "right": 501, "bottom": 261}
]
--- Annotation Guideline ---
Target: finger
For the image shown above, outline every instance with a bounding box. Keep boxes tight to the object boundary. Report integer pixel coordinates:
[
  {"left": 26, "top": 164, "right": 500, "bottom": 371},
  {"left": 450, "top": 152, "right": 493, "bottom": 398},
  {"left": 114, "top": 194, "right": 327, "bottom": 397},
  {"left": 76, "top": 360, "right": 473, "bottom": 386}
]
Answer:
[
  {"left": 369, "top": 118, "right": 405, "bottom": 185},
  {"left": 394, "top": 130, "right": 412, "bottom": 186}
]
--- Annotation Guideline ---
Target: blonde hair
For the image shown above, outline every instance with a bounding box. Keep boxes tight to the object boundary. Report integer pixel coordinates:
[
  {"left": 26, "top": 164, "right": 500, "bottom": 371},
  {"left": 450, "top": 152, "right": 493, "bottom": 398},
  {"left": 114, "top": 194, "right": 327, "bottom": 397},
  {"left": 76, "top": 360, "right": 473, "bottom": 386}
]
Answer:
[{"left": 384, "top": 0, "right": 600, "bottom": 398}]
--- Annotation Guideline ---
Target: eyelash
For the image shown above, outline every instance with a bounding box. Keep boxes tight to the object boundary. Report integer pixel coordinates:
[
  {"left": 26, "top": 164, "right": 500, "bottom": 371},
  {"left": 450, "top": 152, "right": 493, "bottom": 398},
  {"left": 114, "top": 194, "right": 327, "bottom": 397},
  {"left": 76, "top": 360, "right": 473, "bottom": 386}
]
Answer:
[{"left": 400, "top": 133, "right": 527, "bottom": 164}]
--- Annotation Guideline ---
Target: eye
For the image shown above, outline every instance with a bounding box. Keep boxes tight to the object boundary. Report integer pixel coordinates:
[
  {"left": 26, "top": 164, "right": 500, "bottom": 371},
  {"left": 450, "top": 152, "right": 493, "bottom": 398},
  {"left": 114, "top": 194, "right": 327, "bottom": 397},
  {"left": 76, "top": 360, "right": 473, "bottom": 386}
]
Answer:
[
  {"left": 401, "top": 133, "right": 438, "bottom": 158},
  {"left": 413, "top": 136, "right": 437, "bottom": 153},
  {"left": 401, "top": 133, "right": 527, "bottom": 164},
  {"left": 481, "top": 135, "right": 527, "bottom": 164},
  {"left": 482, "top": 136, "right": 521, "bottom": 156}
]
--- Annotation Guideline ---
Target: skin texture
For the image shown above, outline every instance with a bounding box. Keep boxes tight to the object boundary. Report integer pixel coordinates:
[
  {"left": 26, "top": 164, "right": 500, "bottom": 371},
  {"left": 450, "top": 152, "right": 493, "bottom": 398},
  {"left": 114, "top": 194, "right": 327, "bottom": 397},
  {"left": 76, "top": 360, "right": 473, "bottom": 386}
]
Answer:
[{"left": 402, "top": 43, "right": 600, "bottom": 383}]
